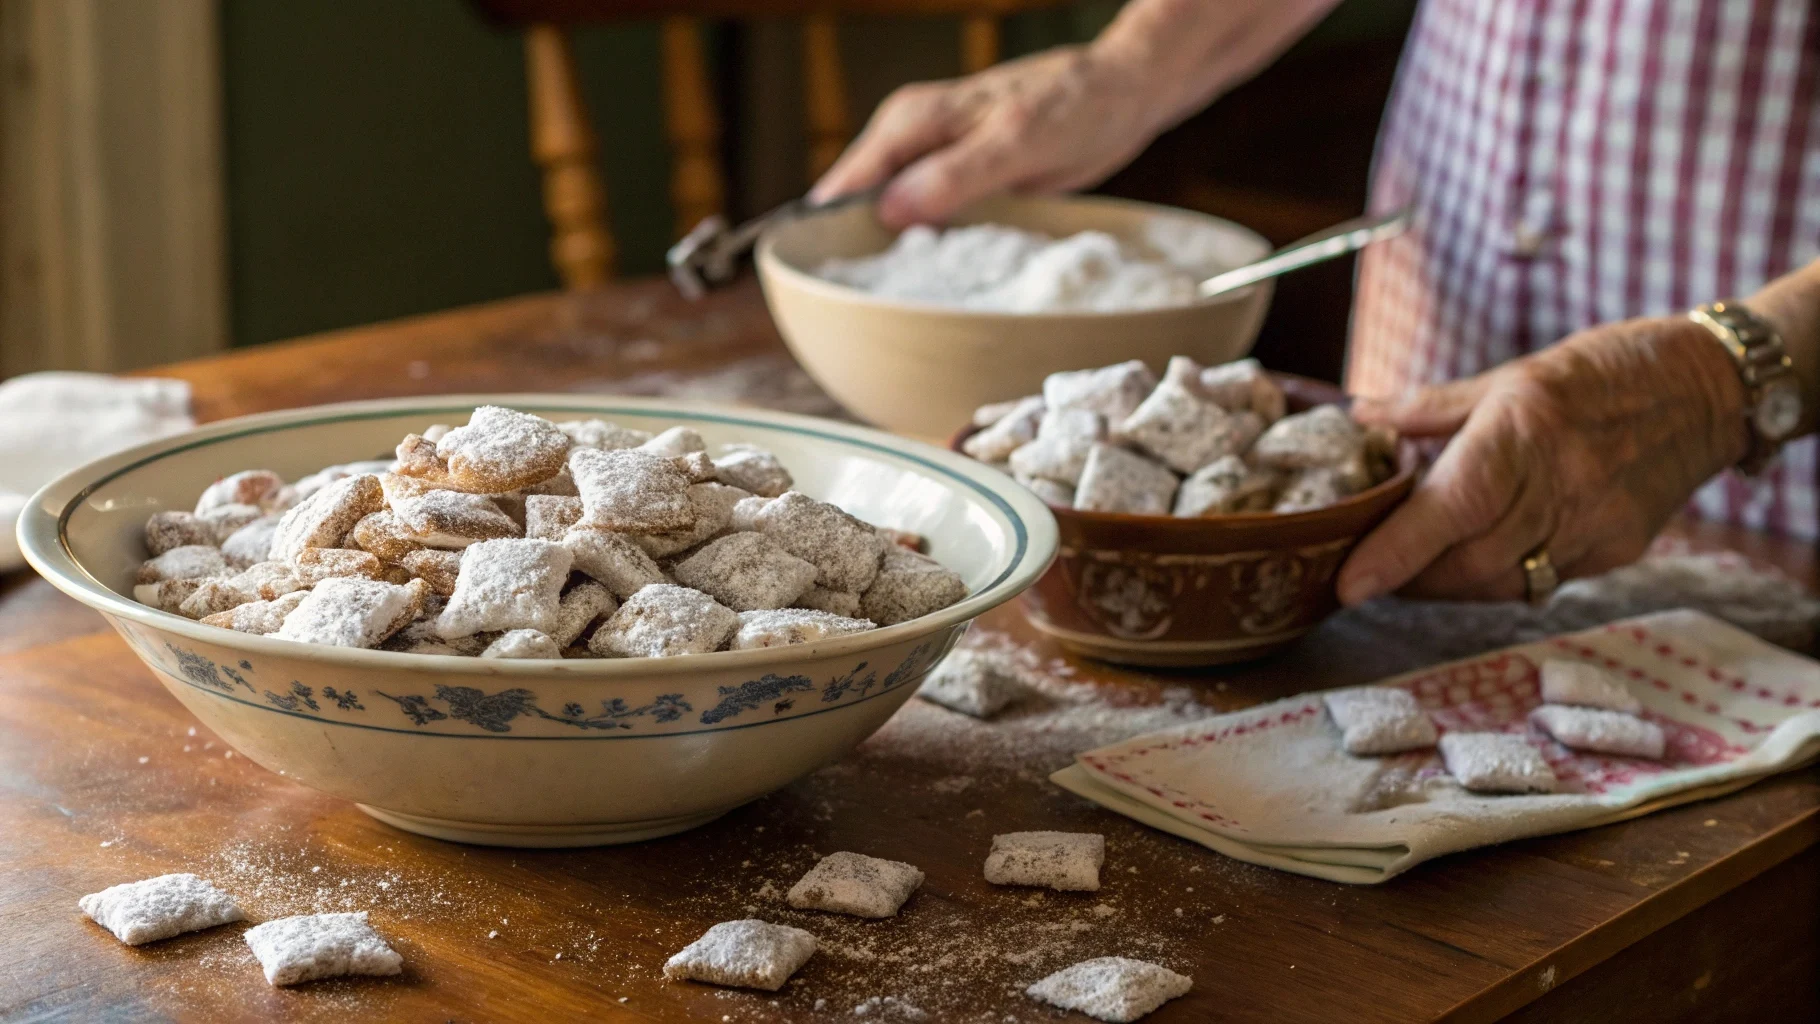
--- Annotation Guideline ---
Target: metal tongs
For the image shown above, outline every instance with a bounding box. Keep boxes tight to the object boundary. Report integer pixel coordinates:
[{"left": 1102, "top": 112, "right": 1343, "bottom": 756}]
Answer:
[{"left": 667, "top": 188, "right": 882, "bottom": 300}]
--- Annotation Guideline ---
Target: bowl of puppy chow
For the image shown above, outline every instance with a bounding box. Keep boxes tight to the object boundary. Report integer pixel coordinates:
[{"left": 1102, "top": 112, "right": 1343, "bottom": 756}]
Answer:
[
  {"left": 18, "top": 398, "right": 1056, "bottom": 847},
  {"left": 953, "top": 356, "right": 1418, "bottom": 666}
]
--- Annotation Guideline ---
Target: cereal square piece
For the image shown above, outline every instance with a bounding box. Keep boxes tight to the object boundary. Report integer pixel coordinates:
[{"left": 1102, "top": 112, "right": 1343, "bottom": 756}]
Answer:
[
  {"left": 290, "top": 461, "right": 392, "bottom": 502},
  {"left": 1007, "top": 409, "right": 1106, "bottom": 486},
  {"left": 196, "top": 470, "right": 289, "bottom": 515},
  {"left": 221, "top": 514, "right": 283, "bottom": 567},
  {"left": 1530, "top": 705, "right": 1666, "bottom": 759},
  {"left": 521, "top": 466, "right": 579, "bottom": 497},
  {"left": 145, "top": 510, "right": 218, "bottom": 556},
  {"left": 1173, "top": 456, "right": 1277, "bottom": 517},
  {"left": 292, "top": 548, "right": 385, "bottom": 585},
  {"left": 277, "top": 577, "right": 428, "bottom": 648},
  {"left": 662, "top": 919, "right": 816, "bottom": 992},
  {"left": 382, "top": 475, "right": 520, "bottom": 548},
  {"left": 436, "top": 538, "right": 573, "bottom": 638},
  {"left": 786, "top": 852, "right": 924, "bottom": 919},
  {"left": 794, "top": 586, "right": 862, "bottom": 618},
  {"left": 1116, "top": 379, "right": 1254, "bottom": 474},
  {"left": 1273, "top": 466, "right": 1356, "bottom": 514},
  {"left": 712, "top": 445, "right": 794, "bottom": 497},
  {"left": 1022, "top": 477, "right": 1076, "bottom": 507},
  {"left": 972, "top": 397, "right": 1033, "bottom": 428},
  {"left": 755, "top": 492, "right": 888, "bottom": 594},
  {"left": 917, "top": 648, "right": 1027, "bottom": 718},
  {"left": 197, "top": 503, "right": 267, "bottom": 543},
  {"left": 559, "top": 418, "right": 652, "bottom": 451},
  {"left": 383, "top": 617, "right": 487, "bottom": 656},
  {"left": 1324, "top": 687, "right": 1437, "bottom": 755},
  {"left": 1251, "top": 404, "right": 1367, "bottom": 470},
  {"left": 243, "top": 912, "right": 403, "bottom": 987},
  {"left": 226, "top": 561, "right": 308, "bottom": 602},
  {"left": 524, "top": 494, "right": 584, "bottom": 541},
  {"left": 730, "top": 609, "right": 875, "bottom": 650},
  {"left": 639, "top": 425, "right": 708, "bottom": 457},
  {"left": 1073, "top": 444, "right": 1178, "bottom": 516},
  {"left": 984, "top": 831, "right": 1105, "bottom": 891},
  {"left": 480, "top": 629, "right": 563, "bottom": 660},
  {"left": 204, "top": 591, "right": 308, "bottom": 635},
  {"left": 1438, "top": 732, "right": 1557, "bottom": 793},
  {"left": 1195, "top": 356, "right": 1286, "bottom": 422},
  {"left": 635, "top": 482, "right": 748, "bottom": 558},
  {"left": 562, "top": 528, "right": 669, "bottom": 599},
  {"left": 962, "top": 396, "right": 1046, "bottom": 463},
  {"left": 137, "top": 545, "right": 227, "bottom": 585},
  {"left": 1539, "top": 660, "right": 1643, "bottom": 714},
  {"left": 1026, "top": 957, "right": 1193, "bottom": 1023},
  {"left": 349, "top": 510, "right": 423, "bottom": 563},
  {"left": 134, "top": 579, "right": 206, "bottom": 614},
  {"left": 673, "top": 533, "right": 818, "bottom": 611},
  {"left": 861, "top": 545, "right": 967, "bottom": 626},
  {"left": 551, "top": 580, "right": 616, "bottom": 647},
  {"left": 270, "top": 473, "right": 384, "bottom": 561},
  {"left": 400, "top": 548, "right": 463, "bottom": 596},
  {"left": 435, "top": 405, "right": 570, "bottom": 493},
  {"left": 729, "top": 495, "right": 772, "bottom": 533},
  {"left": 392, "top": 433, "right": 453, "bottom": 485},
  {"left": 589, "top": 584, "right": 738, "bottom": 658},
  {"left": 672, "top": 450, "right": 719, "bottom": 483},
  {"left": 1042, "top": 360, "right": 1157, "bottom": 423},
  {"left": 79, "top": 873, "right": 244, "bottom": 946},
  {"left": 178, "top": 578, "right": 251, "bottom": 620},
  {"left": 569, "top": 447, "right": 697, "bottom": 534}
]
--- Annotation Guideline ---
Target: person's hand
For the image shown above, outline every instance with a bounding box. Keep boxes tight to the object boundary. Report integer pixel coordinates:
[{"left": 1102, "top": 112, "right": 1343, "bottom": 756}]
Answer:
[
  {"left": 1336, "top": 316, "right": 1750, "bottom": 605},
  {"left": 809, "top": 45, "right": 1169, "bottom": 229}
]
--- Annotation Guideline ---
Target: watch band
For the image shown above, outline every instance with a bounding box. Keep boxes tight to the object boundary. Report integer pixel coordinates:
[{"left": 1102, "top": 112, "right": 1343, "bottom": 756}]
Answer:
[{"left": 1688, "top": 300, "right": 1800, "bottom": 475}]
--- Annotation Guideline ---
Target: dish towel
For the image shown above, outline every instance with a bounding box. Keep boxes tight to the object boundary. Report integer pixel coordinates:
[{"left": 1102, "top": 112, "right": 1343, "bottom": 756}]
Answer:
[
  {"left": 1052, "top": 610, "right": 1820, "bottom": 884},
  {"left": 0, "top": 372, "right": 193, "bottom": 572}
]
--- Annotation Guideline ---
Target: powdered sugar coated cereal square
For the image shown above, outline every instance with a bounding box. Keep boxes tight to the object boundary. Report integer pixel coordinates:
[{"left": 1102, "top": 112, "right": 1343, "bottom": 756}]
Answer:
[
  {"left": 277, "top": 577, "right": 427, "bottom": 648},
  {"left": 400, "top": 548, "right": 462, "bottom": 595},
  {"left": 962, "top": 396, "right": 1045, "bottom": 463},
  {"left": 221, "top": 514, "right": 283, "bottom": 567},
  {"left": 204, "top": 591, "right": 308, "bottom": 635},
  {"left": 1323, "top": 687, "right": 1437, "bottom": 755},
  {"left": 755, "top": 492, "right": 887, "bottom": 594},
  {"left": 1173, "top": 455, "right": 1277, "bottom": 516},
  {"left": 1026, "top": 957, "right": 1192, "bottom": 1023},
  {"left": 243, "top": 911, "right": 403, "bottom": 987},
  {"left": 1042, "top": 360, "right": 1156, "bottom": 423},
  {"left": 524, "top": 494, "right": 584, "bottom": 541},
  {"left": 663, "top": 919, "right": 816, "bottom": 991},
  {"left": 480, "top": 629, "right": 563, "bottom": 660},
  {"left": 860, "top": 545, "right": 967, "bottom": 626},
  {"left": 786, "top": 852, "right": 924, "bottom": 919},
  {"left": 562, "top": 528, "right": 670, "bottom": 599},
  {"left": 1530, "top": 705, "right": 1665, "bottom": 759},
  {"left": 569, "top": 447, "right": 697, "bottom": 534},
  {"left": 196, "top": 469, "right": 288, "bottom": 515},
  {"left": 984, "top": 831, "right": 1104, "bottom": 891},
  {"left": 1438, "top": 732, "right": 1557, "bottom": 793},
  {"left": 436, "top": 538, "right": 572, "bottom": 638},
  {"left": 638, "top": 425, "right": 707, "bottom": 457},
  {"left": 558, "top": 418, "right": 651, "bottom": 451},
  {"left": 1116, "top": 379, "right": 1253, "bottom": 474},
  {"left": 435, "top": 405, "right": 570, "bottom": 493},
  {"left": 589, "top": 584, "right": 738, "bottom": 658},
  {"left": 794, "top": 586, "right": 862, "bottom": 618},
  {"left": 550, "top": 580, "right": 616, "bottom": 647},
  {"left": 917, "top": 648, "right": 1027, "bottom": 719},
  {"left": 634, "top": 481, "right": 748, "bottom": 558},
  {"left": 1194, "top": 356, "right": 1285, "bottom": 422},
  {"left": 137, "top": 545, "right": 227, "bottom": 585},
  {"left": 145, "top": 511, "right": 218, "bottom": 556},
  {"left": 79, "top": 873, "right": 244, "bottom": 946},
  {"left": 1539, "top": 659, "right": 1643, "bottom": 714},
  {"left": 1072, "top": 444, "right": 1178, "bottom": 516},
  {"left": 713, "top": 445, "right": 794, "bottom": 497},
  {"left": 673, "top": 532, "right": 818, "bottom": 611},
  {"left": 730, "top": 609, "right": 874, "bottom": 650},
  {"left": 269, "top": 473, "right": 384, "bottom": 561},
  {"left": 1251, "top": 404, "right": 1366, "bottom": 471}
]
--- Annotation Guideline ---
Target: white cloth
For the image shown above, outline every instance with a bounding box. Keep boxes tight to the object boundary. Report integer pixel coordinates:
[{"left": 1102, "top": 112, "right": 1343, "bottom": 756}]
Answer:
[
  {"left": 0, "top": 372, "right": 193, "bottom": 571},
  {"left": 1053, "top": 611, "right": 1820, "bottom": 884}
]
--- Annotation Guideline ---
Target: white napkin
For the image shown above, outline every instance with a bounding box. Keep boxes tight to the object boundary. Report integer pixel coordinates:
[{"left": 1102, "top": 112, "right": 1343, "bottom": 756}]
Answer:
[
  {"left": 1053, "top": 610, "right": 1820, "bottom": 884},
  {"left": 0, "top": 372, "right": 194, "bottom": 572}
]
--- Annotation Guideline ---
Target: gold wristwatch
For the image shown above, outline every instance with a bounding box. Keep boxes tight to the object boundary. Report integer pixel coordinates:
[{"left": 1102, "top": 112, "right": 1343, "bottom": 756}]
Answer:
[{"left": 1689, "top": 301, "right": 1802, "bottom": 475}]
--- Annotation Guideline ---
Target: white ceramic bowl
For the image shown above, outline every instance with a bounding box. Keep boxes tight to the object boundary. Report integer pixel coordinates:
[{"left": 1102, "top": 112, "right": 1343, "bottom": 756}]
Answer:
[
  {"left": 19, "top": 396, "right": 1056, "bottom": 847},
  {"left": 758, "top": 194, "right": 1275, "bottom": 438}
]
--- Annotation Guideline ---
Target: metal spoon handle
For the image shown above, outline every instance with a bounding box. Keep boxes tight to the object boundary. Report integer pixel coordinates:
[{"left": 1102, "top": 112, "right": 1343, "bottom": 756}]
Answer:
[
  {"left": 668, "top": 187, "right": 883, "bottom": 300},
  {"left": 1197, "top": 208, "right": 1411, "bottom": 299}
]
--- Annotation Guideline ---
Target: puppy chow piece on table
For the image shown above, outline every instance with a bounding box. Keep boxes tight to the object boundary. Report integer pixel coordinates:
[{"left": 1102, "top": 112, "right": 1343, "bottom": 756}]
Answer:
[
  {"left": 634, "top": 481, "right": 748, "bottom": 558},
  {"left": 1026, "top": 957, "right": 1193, "bottom": 1023},
  {"left": 1073, "top": 444, "right": 1178, "bottom": 516},
  {"left": 145, "top": 510, "right": 222, "bottom": 557},
  {"left": 137, "top": 544, "right": 227, "bottom": 585},
  {"left": 984, "top": 831, "right": 1105, "bottom": 891},
  {"left": 243, "top": 911, "right": 403, "bottom": 987},
  {"left": 562, "top": 529, "right": 669, "bottom": 600},
  {"left": 663, "top": 919, "right": 817, "bottom": 992},
  {"left": 436, "top": 538, "right": 572, "bottom": 638},
  {"left": 1043, "top": 360, "right": 1157, "bottom": 423},
  {"left": 786, "top": 851, "right": 924, "bottom": 918},
  {"left": 962, "top": 396, "right": 1045, "bottom": 463},
  {"left": 1251, "top": 404, "right": 1367, "bottom": 470},
  {"left": 399, "top": 548, "right": 463, "bottom": 596},
  {"left": 291, "top": 548, "right": 386, "bottom": 585},
  {"left": 1539, "top": 659, "right": 1643, "bottom": 714},
  {"left": 918, "top": 648, "right": 1027, "bottom": 718},
  {"left": 220, "top": 514, "right": 283, "bottom": 567},
  {"left": 204, "top": 591, "right": 309, "bottom": 635},
  {"left": 276, "top": 577, "right": 428, "bottom": 649},
  {"left": 434, "top": 405, "right": 570, "bottom": 493},
  {"left": 1194, "top": 356, "right": 1286, "bottom": 422},
  {"left": 1116, "top": 378, "right": 1255, "bottom": 474},
  {"left": 590, "top": 584, "right": 739, "bottom": 658},
  {"left": 269, "top": 473, "right": 384, "bottom": 561},
  {"left": 524, "top": 494, "right": 584, "bottom": 541},
  {"left": 549, "top": 581, "right": 617, "bottom": 647},
  {"left": 1530, "top": 705, "right": 1666, "bottom": 759},
  {"left": 480, "top": 629, "right": 564, "bottom": 660},
  {"left": 1173, "top": 456, "right": 1276, "bottom": 517},
  {"left": 638, "top": 425, "right": 708, "bottom": 458},
  {"left": 1438, "top": 732, "right": 1557, "bottom": 793},
  {"left": 755, "top": 491, "right": 888, "bottom": 594},
  {"left": 712, "top": 445, "right": 794, "bottom": 497},
  {"left": 673, "top": 533, "right": 818, "bottom": 612},
  {"left": 794, "top": 585, "right": 863, "bottom": 618},
  {"left": 861, "top": 545, "right": 967, "bottom": 626},
  {"left": 730, "top": 608, "right": 875, "bottom": 650},
  {"left": 558, "top": 418, "right": 652, "bottom": 451},
  {"left": 79, "top": 873, "right": 244, "bottom": 946},
  {"left": 569, "top": 447, "right": 697, "bottom": 534},
  {"left": 1323, "top": 687, "right": 1437, "bottom": 755}
]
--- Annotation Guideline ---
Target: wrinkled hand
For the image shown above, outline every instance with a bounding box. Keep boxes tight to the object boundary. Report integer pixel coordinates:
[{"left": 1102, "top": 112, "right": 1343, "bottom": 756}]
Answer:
[
  {"left": 1336, "top": 316, "right": 1750, "bottom": 605},
  {"left": 809, "top": 46, "right": 1166, "bottom": 229}
]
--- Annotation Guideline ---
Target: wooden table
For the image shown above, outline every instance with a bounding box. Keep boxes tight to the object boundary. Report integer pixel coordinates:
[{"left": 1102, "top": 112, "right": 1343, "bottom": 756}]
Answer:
[{"left": 2, "top": 282, "right": 1815, "bottom": 1023}]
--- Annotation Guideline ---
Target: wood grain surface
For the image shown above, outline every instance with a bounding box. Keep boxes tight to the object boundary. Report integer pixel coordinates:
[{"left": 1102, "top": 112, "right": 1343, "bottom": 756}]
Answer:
[{"left": 1, "top": 282, "right": 1815, "bottom": 1023}]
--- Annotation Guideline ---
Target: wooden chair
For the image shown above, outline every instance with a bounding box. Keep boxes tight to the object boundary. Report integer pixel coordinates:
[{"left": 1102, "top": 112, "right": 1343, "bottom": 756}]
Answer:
[{"left": 476, "top": 1, "right": 1064, "bottom": 289}]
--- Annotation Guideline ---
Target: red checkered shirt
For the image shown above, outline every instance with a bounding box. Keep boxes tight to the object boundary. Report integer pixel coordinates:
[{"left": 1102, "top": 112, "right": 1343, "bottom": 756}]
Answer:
[{"left": 1349, "top": 0, "right": 1820, "bottom": 540}]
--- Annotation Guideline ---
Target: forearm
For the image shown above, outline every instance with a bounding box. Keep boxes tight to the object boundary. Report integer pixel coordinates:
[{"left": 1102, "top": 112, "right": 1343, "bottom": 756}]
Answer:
[
  {"left": 1090, "top": 0, "right": 1344, "bottom": 134},
  {"left": 1747, "top": 258, "right": 1820, "bottom": 439}
]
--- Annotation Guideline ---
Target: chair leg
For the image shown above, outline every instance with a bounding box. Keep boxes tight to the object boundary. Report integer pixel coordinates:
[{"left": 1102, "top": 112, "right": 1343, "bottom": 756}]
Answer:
[
  {"left": 661, "top": 17, "right": 726, "bottom": 239},
  {"left": 960, "top": 16, "right": 999, "bottom": 74},
  {"left": 524, "top": 23, "right": 614, "bottom": 288},
  {"left": 802, "top": 15, "right": 850, "bottom": 181}
]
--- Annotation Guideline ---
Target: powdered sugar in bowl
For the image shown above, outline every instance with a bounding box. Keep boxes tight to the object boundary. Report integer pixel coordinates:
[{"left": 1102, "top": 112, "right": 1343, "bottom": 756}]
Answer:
[{"left": 19, "top": 396, "right": 1056, "bottom": 847}]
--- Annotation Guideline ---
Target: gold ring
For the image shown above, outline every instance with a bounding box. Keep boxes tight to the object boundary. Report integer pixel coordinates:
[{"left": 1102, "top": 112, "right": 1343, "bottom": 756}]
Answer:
[{"left": 1522, "top": 548, "right": 1558, "bottom": 606}]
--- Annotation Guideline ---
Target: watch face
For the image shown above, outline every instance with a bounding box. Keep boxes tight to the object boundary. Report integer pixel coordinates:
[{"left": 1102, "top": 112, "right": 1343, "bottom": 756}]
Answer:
[{"left": 1756, "top": 383, "right": 1803, "bottom": 440}]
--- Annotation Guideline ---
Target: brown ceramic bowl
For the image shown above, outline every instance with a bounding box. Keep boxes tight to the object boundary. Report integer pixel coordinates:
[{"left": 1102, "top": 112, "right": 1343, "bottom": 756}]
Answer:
[{"left": 952, "top": 376, "right": 1418, "bottom": 667}]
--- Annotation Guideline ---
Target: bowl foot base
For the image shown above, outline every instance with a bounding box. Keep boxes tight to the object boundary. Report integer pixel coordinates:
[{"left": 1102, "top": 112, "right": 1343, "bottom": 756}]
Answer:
[{"left": 356, "top": 805, "right": 729, "bottom": 848}]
